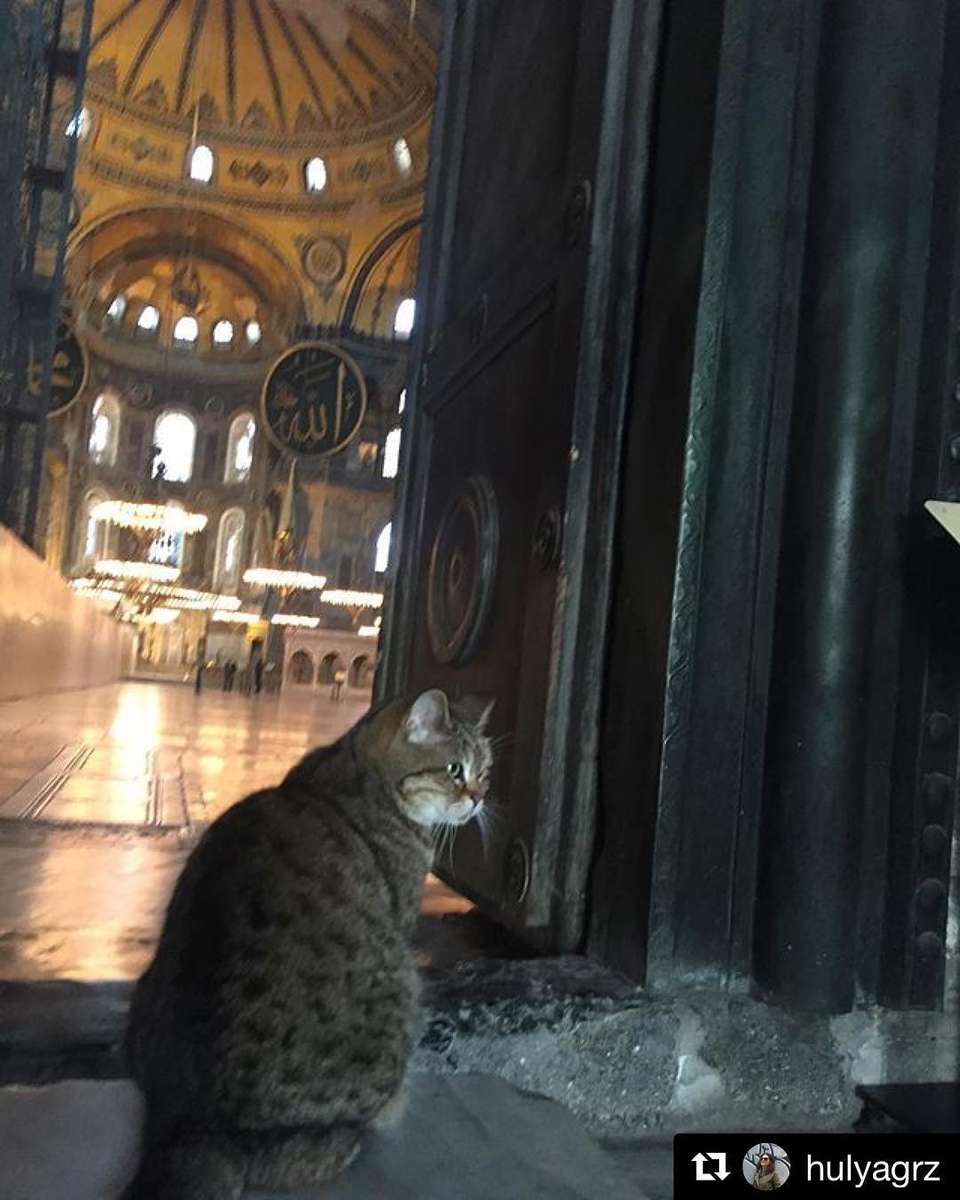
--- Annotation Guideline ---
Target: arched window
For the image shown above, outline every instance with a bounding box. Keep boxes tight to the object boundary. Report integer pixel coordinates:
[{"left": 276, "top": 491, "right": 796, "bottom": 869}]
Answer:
[
  {"left": 375, "top": 522, "right": 392, "bottom": 575},
  {"left": 152, "top": 411, "right": 197, "bottom": 482},
  {"left": 393, "top": 137, "right": 413, "bottom": 176},
  {"left": 213, "top": 507, "right": 246, "bottom": 591},
  {"left": 245, "top": 320, "right": 262, "bottom": 347},
  {"left": 88, "top": 393, "right": 120, "bottom": 467},
  {"left": 212, "top": 319, "right": 234, "bottom": 348},
  {"left": 106, "top": 295, "right": 127, "bottom": 323},
  {"left": 224, "top": 413, "right": 256, "bottom": 484},
  {"left": 173, "top": 315, "right": 199, "bottom": 345},
  {"left": 80, "top": 490, "right": 110, "bottom": 565},
  {"left": 318, "top": 652, "right": 345, "bottom": 685},
  {"left": 304, "top": 157, "right": 327, "bottom": 192},
  {"left": 288, "top": 651, "right": 315, "bottom": 685},
  {"left": 137, "top": 305, "right": 160, "bottom": 334},
  {"left": 65, "top": 108, "right": 91, "bottom": 140},
  {"left": 394, "top": 297, "right": 416, "bottom": 338},
  {"left": 188, "top": 144, "right": 214, "bottom": 183},
  {"left": 382, "top": 428, "right": 401, "bottom": 479},
  {"left": 350, "top": 654, "right": 374, "bottom": 688}
]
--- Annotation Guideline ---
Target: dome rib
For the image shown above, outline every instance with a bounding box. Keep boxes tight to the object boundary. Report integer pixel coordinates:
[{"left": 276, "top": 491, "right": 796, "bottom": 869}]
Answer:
[
  {"left": 87, "top": 0, "right": 436, "bottom": 150},
  {"left": 247, "top": 0, "right": 287, "bottom": 131},
  {"left": 176, "top": 0, "right": 210, "bottom": 114},
  {"left": 269, "top": 1, "right": 333, "bottom": 127},
  {"left": 122, "top": 0, "right": 182, "bottom": 99},
  {"left": 297, "top": 12, "right": 369, "bottom": 122}
]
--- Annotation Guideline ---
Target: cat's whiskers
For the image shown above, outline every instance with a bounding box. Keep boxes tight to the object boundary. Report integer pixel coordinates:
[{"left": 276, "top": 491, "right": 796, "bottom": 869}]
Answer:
[
  {"left": 475, "top": 802, "right": 497, "bottom": 860},
  {"left": 432, "top": 821, "right": 450, "bottom": 867},
  {"left": 430, "top": 820, "right": 450, "bottom": 867},
  {"left": 446, "top": 821, "right": 462, "bottom": 866}
]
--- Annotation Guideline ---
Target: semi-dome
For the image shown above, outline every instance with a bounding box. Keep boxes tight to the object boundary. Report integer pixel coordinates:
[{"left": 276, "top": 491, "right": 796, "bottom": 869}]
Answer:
[
  {"left": 84, "top": 0, "right": 438, "bottom": 151},
  {"left": 67, "top": 207, "right": 305, "bottom": 367}
]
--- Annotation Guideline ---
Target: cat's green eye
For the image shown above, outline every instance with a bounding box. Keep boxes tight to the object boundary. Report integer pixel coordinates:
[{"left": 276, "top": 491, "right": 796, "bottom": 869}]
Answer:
[{"left": 447, "top": 761, "right": 465, "bottom": 781}]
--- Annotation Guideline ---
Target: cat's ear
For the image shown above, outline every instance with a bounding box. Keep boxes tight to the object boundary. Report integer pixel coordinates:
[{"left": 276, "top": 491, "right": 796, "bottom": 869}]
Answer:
[
  {"left": 452, "top": 694, "right": 495, "bottom": 731},
  {"left": 404, "top": 689, "right": 452, "bottom": 745}
]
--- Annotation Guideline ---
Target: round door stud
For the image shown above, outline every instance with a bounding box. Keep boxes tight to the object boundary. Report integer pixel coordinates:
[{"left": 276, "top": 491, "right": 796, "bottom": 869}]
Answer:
[
  {"left": 505, "top": 837, "right": 531, "bottom": 904},
  {"left": 427, "top": 474, "right": 499, "bottom": 665},
  {"left": 533, "top": 507, "right": 562, "bottom": 569}
]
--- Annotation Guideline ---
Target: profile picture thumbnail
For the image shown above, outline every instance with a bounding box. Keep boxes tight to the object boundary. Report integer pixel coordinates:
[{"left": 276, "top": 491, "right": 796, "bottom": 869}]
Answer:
[{"left": 743, "top": 1143, "right": 791, "bottom": 1190}]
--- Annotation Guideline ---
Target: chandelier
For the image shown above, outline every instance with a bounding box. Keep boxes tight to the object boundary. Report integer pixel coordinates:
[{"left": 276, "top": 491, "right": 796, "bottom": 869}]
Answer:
[
  {"left": 71, "top": 584, "right": 124, "bottom": 605},
  {"left": 320, "top": 588, "right": 383, "bottom": 608},
  {"left": 243, "top": 567, "right": 328, "bottom": 591},
  {"left": 90, "top": 500, "right": 207, "bottom": 535},
  {"left": 132, "top": 608, "right": 179, "bottom": 626},
  {"left": 210, "top": 610, "right": 263, "bottom": 624},
  {"left": 73, "top": 577, "right": 242, "bottom": 612},
  {"left": 94, "top": 559, "right": 180, "bottom": 583}
]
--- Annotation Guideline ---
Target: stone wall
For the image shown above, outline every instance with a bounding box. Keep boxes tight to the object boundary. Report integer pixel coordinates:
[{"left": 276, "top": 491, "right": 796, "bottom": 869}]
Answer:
[
  {"left": 0, "top": 526, "right": 134, "bottom": 702},
  {"left": 282, "top": 627, "right": 377, "bottom": 693}
]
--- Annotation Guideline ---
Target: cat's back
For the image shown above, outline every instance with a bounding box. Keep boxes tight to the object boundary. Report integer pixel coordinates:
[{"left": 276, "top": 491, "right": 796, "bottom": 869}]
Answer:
[
  {"left": 160, "top": 780, "right": 392, "bottom": 959},
  {"left": 129, "top": 772, "right": 420, "bottom": 1127}
]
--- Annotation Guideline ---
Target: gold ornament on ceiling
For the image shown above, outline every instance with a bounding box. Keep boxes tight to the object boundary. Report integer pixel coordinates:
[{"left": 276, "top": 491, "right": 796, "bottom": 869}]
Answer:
[
  {"left": 170, "top": 262, "right": 208, "bottom": 313},
  {"left": 84, "top": 0, "right": 438, "bottom": 151}
]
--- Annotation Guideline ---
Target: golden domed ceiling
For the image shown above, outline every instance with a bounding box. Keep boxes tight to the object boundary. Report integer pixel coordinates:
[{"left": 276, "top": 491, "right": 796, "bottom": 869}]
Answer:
[
  {"left": 65, "top": 0, "right": 435, "bottom": 340},
  {"left": 86, "top": 0, "right": 437, "bottom": 149}
]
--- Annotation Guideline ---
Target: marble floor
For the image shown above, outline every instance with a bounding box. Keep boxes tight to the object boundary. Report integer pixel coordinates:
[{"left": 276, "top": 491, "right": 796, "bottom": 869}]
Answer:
[
  {"left": 0, "top": 684, "right": 668, "bottom": 1197},
  {"left": 0, "top": 681, "right": 478, "bottom": 983}
]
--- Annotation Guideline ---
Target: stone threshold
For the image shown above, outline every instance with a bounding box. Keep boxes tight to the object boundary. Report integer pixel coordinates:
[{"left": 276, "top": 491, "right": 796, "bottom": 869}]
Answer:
[{"left": 1, "top": 956, "right": 956, "bottom": 1136}]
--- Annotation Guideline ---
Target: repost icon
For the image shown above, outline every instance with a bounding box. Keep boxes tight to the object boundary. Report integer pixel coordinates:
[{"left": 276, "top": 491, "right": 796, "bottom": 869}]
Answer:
[{"left": 693, "top": 1151, "right": 731, "bottom": 1181}]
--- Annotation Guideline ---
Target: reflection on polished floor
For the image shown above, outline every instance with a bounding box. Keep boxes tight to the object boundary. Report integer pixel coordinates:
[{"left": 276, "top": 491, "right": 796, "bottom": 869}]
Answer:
[
  {"left": 0, "top": 681, "right": 368, "bottom": 829},
  {"left": 0, "top": 682, "right": 477, "bottom": 983}
]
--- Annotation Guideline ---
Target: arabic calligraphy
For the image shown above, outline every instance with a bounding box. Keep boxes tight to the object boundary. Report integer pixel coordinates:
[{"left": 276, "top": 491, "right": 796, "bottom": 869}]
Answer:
[
  {"left": 261, "top": 343, "right": 367, "bottom": 457},
  {"left": 27, "top": 320, "right": 88, "bottom": 416}
]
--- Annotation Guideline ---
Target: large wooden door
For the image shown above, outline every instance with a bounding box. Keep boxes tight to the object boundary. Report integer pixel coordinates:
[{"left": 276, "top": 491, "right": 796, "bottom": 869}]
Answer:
[{"left": 381, "top": 0, "right": 657, "bottom": 949}]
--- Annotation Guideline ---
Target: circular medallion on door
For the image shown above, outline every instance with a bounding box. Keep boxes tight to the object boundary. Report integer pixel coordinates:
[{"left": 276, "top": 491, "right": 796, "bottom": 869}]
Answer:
[{"left": 427, "top": 474, "right": 499, "bottom": 665}]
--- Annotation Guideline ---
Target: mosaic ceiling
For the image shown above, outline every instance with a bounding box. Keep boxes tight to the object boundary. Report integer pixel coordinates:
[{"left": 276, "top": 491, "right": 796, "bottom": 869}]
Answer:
[
  {"left": 65, "top": 0, "right": 436, "bottom": 345},
  {"left": 85, "top": 0, "right": 438, "bottom": 150}
]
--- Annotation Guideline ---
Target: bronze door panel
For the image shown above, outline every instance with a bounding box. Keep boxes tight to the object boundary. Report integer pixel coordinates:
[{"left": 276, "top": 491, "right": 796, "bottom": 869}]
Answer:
[
  {"left": 382, "top": 0, "right": 627, "bottom": 947},
  {"left": 408, "top": 304, "right": 571, "bottom": 931}
]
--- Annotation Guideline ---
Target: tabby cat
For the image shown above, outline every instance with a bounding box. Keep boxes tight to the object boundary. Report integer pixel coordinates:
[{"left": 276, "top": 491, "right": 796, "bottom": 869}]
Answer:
[{"left": 122, "top": 688, "right": 493, "bottom": 1199}]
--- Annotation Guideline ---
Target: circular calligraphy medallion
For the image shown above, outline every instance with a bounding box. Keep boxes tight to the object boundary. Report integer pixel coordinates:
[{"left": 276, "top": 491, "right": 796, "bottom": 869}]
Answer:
[
  {"left": 261, "top": 341, "right": 367, "bottom": 458},
  {"left": 302, "top": 236, "right": 346, "bottom": 287},
  {"left": 29, "top": 319, "right": 89, "bottom": 417},
  {"left": 427, "top": 474, "right": 499, "bottom": 666}
]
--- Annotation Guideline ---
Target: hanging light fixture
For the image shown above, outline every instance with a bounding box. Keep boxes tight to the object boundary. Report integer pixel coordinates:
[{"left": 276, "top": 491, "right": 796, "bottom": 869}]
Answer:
[
  {"left": 320, "top": 588, "right": 383, "bottom": 608},
  {"left": 89, "top": 500, "right": 207, "bottom": 534},
  {"left": 271, "top": 613, "right": 320, "bottom": 628},
  {"left": 72, "top": 578, "right": 241, "bottom": 611},
  {"left": 243, "top": 567, "right": 328, "bottom": 591},
  {"left": 132, "top": 608, "right": 179, "bottom": 625},
  {"left": 211, "top": 610, "right": 263, "bottom": 624},
  {"left": 94, "top": 559, "right": 180, "bottom": 583},
  {"left": 71, "top": 584, "right": 125, "bottom": 605}
]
